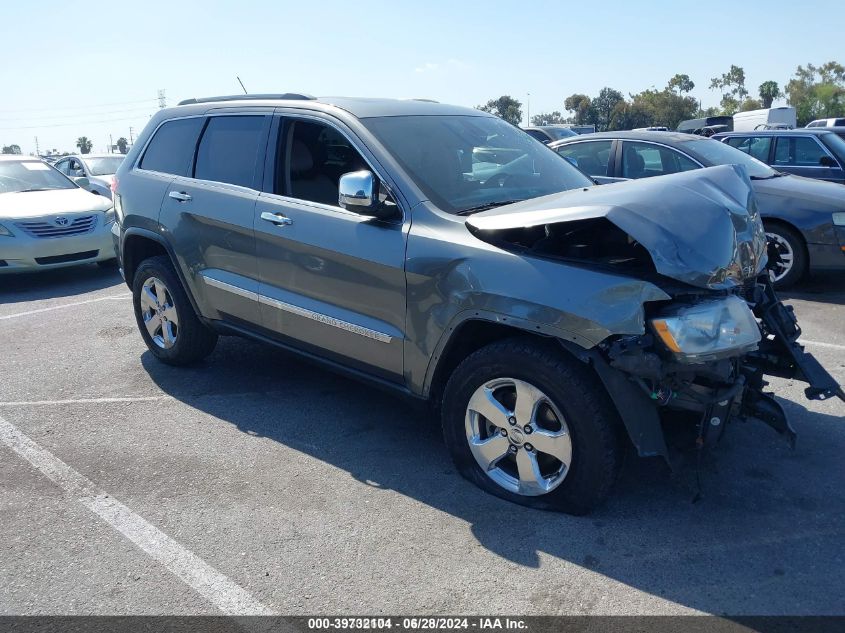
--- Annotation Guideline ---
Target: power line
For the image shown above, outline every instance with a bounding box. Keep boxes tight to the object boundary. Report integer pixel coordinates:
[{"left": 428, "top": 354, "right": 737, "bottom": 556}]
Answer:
[
  {"left": 0, "top": 106, "right": 160, "bottom": 122},
  {"left": 0, "top": 114, "right": 155, "bottom": 131},
  {"left": 0, "top": 98, "right": 159, "bottom": 113}
]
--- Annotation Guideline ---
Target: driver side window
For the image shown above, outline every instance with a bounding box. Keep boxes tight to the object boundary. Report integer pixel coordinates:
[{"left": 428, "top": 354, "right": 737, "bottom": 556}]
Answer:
[{"left": 276, "top": 120, "right": 371, "bottom": 209}]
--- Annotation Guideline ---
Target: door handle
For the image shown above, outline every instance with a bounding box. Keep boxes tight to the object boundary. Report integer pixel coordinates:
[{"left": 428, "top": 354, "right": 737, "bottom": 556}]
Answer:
[
  {"left": 260, "top": 211, "right": 293, "bottom": 226},
  {"left": 168, "top": 191, "right": 192, "bottom": 202}
]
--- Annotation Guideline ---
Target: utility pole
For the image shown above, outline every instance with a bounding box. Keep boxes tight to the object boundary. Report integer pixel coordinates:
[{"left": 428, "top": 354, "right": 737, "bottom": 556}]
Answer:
[
  {"left": 129, "top": 126, "right": 135, "bottom": 144},
  {"left": 158, "top": 89, "right": 167, "bottom": 109},
  {"left": 526, "top": 93, "right": 530, "bottom": 127},
  {"left": 34, "top": 136, "right": 40, "bottom": 156},
  {"left": 109, "top": 134, "right": 114, "bottom": 154}
]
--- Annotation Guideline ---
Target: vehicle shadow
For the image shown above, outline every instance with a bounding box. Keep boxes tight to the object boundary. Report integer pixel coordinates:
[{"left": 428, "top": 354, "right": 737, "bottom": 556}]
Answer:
[
  {"left": 781, "top": 270, "right": 845, "bottom": 306},
  {"left": 0, "top": 264, "right": 124, "bottom": 303},
  {"left": 142, "top": 337, "right": 845, "bottom": 615}
]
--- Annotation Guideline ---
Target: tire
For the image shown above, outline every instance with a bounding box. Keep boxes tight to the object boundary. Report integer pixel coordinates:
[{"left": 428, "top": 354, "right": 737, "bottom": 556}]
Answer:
[
  {"left": 441, "top": 338, "right": 624, "bottom": 515},
  {"left": 132, "top": 255, "right": 217, "bottom": 365},
  {"left": 765, "top": 223, "right": 807, "bottom": 289}
]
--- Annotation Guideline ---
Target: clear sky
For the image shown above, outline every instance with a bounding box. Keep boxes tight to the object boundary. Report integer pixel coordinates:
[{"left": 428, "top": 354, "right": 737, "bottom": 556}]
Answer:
[{"left": 2, "top": 0, "right": 841, "bottom": 155}]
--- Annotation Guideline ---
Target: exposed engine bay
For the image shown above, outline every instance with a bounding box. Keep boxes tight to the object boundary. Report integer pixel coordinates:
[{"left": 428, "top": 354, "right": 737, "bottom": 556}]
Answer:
[{"left": 465, "top": 165, "right": 843, "bottom": 461}]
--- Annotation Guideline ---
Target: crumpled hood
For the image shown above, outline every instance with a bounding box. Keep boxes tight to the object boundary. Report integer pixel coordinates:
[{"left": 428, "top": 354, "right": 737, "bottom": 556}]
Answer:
[{"left": 466, "top": 164, "right": 768, "bottom": 290}]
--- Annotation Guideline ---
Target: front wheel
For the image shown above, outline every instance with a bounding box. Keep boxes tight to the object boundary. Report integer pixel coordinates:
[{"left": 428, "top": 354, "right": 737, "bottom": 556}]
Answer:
[
  {"left": 765, "top": 224, "right": 807, "bottom": 289},
  {"left": 441, "top": 339, "right": 624, "bottom": 515},
  {"left": 132, "top": 255, "right": 217, "bottom": 365}
]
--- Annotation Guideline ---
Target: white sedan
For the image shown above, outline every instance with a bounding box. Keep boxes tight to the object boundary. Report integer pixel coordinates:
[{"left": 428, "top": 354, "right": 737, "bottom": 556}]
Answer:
[{"left": 0, "top": 156, "right": 116, "bottom": 273}]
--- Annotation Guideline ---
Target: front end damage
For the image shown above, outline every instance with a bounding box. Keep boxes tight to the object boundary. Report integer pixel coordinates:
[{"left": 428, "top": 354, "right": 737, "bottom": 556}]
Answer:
[{"left": 466, "top": 165, "right": 844, "bottom": 461}]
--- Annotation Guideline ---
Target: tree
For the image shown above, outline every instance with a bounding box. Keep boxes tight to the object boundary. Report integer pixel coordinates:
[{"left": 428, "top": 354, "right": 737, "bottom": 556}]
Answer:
[
  {"left": 116, "top": 137, "right": 129, "bottom": 154},
  {"left": 667, "top": 73, "right": 695, "bottom": 95},
  {"left": 563, "top": 94, "right": 595, "bottom": 126},
  {"left": 2, "top": 144, "right": 21, "bottom": 154},
  {"left": 628, "top": 88, "right": 699, "bottom": 130},
  {"left": 591, "top": 87, "right": 625, "bottom": 132},
  {"left": 475, "top": 95, "right": 523, "bottom": 126},
  {"left": 609, "top": 101, "right": 653, "bottom": 130},
  {"left": 76, "top": 136, "right": 93, "bottom": 154},
  {"left": 739, "top": 98, "right": 763, "bottom": 112},
  {"left": 710, "top": 65, "right": 749, "bottom": 114},
  {"left": 530, "top": 111, "right": 567, "bottom": 126},
  {"left": 785, "top": 62, "right": 845, "bottom": 125},
  {"left": 758, "top": 81, "right": 782, "bottom": 108}
]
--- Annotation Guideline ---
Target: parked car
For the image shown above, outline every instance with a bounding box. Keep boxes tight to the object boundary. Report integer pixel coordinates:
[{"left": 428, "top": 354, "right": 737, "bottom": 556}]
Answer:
[
  {"left": 733, "top": 107, "right": 796, "bottom": 132},
  {"left": 549, "top": 131, "right": 845, "bottom": 287},
  {"left": 0, "top": 156, "right": 116, "bottom": 272},
  {"left": 54, "top": 153, "right": 125, "bottom": 199},
  {"left": 523, "top": 125, "right": 577, "bottom": 144},
  {"left": 806, "top": 117, "right": 845, "bottom": 128},
  {"left": 677, "top": 116, "right": 733, "bottom": 135},
  {"left": 113, "top": 94, "right": 842, "bottom": 514},
  {"left": 711, "top": 129, "right": 845, "bottom": 184}
]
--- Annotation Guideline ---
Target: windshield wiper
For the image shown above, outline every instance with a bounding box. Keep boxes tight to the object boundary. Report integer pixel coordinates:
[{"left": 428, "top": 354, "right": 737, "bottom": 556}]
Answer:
[
  {"left": 14, "top": 187, "right": 59, "bottom": 193},
  {"left": 457, "top": 199, "right": 526, "bottom": 216},
  {"left": 750, "top": 172, "right": 787, "bottom": 180}
]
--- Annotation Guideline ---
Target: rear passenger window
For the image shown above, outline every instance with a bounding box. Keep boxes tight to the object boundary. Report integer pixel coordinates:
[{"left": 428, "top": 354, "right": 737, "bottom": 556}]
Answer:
[
  {"left": 140, "top": 118, "right": 204, "bottom": 176},
  {"left": 555, "top": 141, "right": 612, "bottom": 177},
  {"left": 728, "top": 136, "right": 771, "bottom": 162},
  {"left": 194, "top": 116, "right": 266, "bottom": 188}
]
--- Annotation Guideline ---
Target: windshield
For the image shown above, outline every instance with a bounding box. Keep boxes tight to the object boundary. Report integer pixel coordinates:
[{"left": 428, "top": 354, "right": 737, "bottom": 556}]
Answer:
[
  {"left": 82, "top": 156, "right": 124, "bottom": 176},
  {"left": 0, "top": 160, "right": 76, "bottom": 194},
  {"left": 684, "top": 138, "right": 777, "bottom": 178},
  {"left": 362, "top": 115, "right": 593, "bottom": 214}
]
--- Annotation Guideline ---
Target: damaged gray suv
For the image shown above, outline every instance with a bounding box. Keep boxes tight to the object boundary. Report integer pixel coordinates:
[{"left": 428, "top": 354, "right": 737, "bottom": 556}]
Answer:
[{"left": 113, "top": 95, "right": 844, "bottom": 514}]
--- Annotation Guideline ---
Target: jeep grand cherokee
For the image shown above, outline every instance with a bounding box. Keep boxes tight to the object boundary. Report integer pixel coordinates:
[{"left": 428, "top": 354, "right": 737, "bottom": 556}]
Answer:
[{"left": 112, "top": 94, "right": 843, "bottom": 514}]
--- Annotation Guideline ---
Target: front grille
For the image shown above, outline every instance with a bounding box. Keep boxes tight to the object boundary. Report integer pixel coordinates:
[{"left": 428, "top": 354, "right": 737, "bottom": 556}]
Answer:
[
  {"left": 35, "top": 250, "right": 98, "bottom": 265},
  {"left": 15, "top": 215, "right": 97, "bottom": 238}
]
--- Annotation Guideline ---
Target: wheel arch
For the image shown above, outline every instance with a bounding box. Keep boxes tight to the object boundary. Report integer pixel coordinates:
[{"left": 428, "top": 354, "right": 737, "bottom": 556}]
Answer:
[
  {"left": 424, "top": 315, "right": 589, "bottom": 408},
  {"left": 121, "top": 228, "right": 203, "bottom": 318}
]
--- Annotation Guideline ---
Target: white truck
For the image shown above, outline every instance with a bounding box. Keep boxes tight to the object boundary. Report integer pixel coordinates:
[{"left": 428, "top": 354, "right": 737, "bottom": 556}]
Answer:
[{"left": 733, "top": 107, "right": 796, "bottom": 131}]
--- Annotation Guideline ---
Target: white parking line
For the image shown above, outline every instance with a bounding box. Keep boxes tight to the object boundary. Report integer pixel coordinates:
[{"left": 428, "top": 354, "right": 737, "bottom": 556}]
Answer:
[
  {"left": 0, "top": 295, "right": 127, "bottom": 320},
  {"left": 801, "top": 339, "right": 845, "bottom": 351},
  {"left": 0, "top": 413, "right": 275, "bottom": 616},
  {"left": 0, "top": 396, "right": 171, "bottom": 407}
]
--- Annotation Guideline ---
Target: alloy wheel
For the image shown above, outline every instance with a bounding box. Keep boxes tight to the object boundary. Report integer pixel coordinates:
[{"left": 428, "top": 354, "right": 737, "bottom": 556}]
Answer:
[
  {"left": 766, "top": 231, "right": 794, "bottom": 284},
  {"left": 464, "top": 377, "right": 572, "bottom": 496},
  {"left": 139, "top": 277, "right": 179, "bottom": 349}
]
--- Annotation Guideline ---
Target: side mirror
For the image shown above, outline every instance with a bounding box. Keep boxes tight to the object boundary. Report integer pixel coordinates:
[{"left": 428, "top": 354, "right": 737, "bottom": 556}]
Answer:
[
  {"left": 338, "top": 170, "right": 397, "bottom": 220},
  {"left": 819, "top": 155, "right": 837, "bottom": 167},
  {"left": 73, "top": 176, "right": 90, "bottom": 189}
]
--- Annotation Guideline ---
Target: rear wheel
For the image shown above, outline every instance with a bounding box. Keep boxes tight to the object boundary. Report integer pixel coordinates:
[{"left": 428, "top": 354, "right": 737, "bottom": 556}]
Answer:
[
  {"left": 441, "top": 338, "right": 624, "bottom": 514},
  {"left": 765, "top": 224, "right": 807, "bottom": 289},
  {"left": 132, "top": 255, "right": 217, "bottom": 365}
]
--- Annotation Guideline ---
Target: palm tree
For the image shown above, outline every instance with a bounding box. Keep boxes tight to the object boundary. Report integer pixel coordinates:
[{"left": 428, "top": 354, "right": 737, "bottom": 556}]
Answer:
[
  {"left": 76, "top": 136, "right": 93, "bottom": 154},
  {"left": 758, "top": 81, "right": 783, "bottom": 109}
]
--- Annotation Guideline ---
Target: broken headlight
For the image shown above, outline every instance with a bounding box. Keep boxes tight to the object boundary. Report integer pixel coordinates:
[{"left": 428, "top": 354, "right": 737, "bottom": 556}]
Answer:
[{"left": 650, "top": 295, "right": 761, "bottom": 363}]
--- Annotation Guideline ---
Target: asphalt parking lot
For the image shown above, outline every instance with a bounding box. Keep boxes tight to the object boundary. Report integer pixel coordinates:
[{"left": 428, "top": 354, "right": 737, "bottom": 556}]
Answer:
[{"left": 1, "top": 266, "right": 843, "bottom": 616}]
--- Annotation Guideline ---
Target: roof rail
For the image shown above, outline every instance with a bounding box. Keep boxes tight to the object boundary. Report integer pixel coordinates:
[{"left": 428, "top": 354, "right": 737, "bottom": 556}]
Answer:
[{"left": 177, "top": 93, "right": 317, "bottom": 106}]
